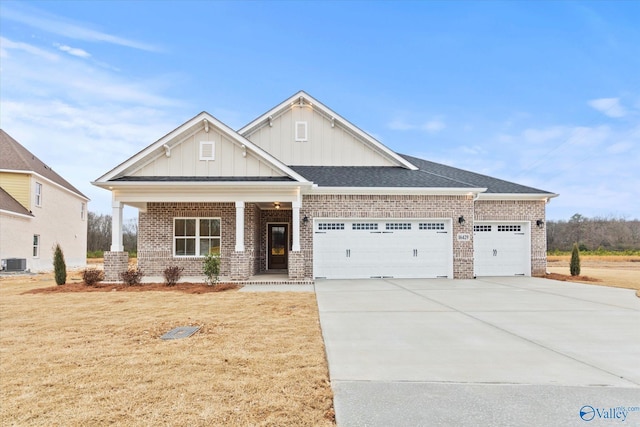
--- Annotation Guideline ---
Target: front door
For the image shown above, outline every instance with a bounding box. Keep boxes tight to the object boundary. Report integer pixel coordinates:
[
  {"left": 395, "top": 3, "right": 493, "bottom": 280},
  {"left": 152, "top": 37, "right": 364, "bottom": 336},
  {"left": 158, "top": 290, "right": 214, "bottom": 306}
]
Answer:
[{"left": 268, "top": 224, "right": 288, "bottom": 270}]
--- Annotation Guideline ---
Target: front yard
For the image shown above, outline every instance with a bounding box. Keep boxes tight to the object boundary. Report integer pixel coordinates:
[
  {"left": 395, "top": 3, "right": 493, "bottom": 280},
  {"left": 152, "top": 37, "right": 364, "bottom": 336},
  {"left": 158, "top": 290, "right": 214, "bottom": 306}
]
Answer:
[{"left": 0, "top": 272, "right": 335, "bottom": 426}]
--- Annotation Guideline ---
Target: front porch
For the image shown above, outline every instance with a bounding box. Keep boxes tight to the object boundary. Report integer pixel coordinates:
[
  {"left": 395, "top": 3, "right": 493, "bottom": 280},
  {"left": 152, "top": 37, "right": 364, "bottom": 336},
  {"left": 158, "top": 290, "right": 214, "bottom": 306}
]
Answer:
[{"left": 105, "top": 199, "right": 310, "bottom": 283}]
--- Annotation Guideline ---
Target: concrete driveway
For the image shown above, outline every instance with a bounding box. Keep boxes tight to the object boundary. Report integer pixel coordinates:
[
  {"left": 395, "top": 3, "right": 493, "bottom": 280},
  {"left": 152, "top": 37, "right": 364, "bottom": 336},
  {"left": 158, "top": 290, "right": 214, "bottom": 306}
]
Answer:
[{"left": 315, "top": 277, "right": 640, "bottom": 426}]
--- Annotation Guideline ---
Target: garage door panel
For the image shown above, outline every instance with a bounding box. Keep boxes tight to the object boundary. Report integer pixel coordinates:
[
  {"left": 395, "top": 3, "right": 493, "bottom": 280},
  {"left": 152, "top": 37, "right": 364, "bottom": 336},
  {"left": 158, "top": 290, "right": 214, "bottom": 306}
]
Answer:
[
  {"left": 314, "top": 220, "right": 452, "bottom": 279},
  {"left": 474, "top": 222, "right": 530, "bottom": 277}
]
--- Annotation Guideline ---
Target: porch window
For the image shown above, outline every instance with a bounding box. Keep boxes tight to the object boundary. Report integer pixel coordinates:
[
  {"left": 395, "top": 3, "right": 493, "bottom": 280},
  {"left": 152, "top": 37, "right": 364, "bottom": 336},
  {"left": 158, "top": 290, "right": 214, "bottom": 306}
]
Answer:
[{"left": 174, "top": 218, "right": 221, "bottom": 256}]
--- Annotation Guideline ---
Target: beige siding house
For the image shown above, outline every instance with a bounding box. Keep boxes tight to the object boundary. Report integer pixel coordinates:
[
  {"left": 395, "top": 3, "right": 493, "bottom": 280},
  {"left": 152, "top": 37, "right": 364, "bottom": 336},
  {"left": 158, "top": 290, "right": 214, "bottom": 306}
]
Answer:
[
  {"left": 94, "top": 91, "right": 557, "bottom": 282},
  {"left": 0, "top": 130, "right": 89, "bottom": 272}
]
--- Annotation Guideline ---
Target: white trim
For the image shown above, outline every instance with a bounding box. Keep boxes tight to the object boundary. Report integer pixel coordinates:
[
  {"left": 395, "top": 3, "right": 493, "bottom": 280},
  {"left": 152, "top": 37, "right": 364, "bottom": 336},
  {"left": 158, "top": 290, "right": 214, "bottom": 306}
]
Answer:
[
  {"left": 308, "top": 186, "right": 487, "bottom": 196},
  {"left": 0, "top": 209, "right": 33, "bottom": 219},
  {"left": 93, "top": 112, "right": 309, "bottom": 184},
  {"left": 475, "top": 193, "right": 559, "bottom": 201},
  {"left": 34, "top": 181, "right": 42, "bottom": 207},
  {"left": 33, "top": 234, "right": 40, "bottom": 258},
  {"left": 238, "top": 91, "right": 419, "bottom": 170}
]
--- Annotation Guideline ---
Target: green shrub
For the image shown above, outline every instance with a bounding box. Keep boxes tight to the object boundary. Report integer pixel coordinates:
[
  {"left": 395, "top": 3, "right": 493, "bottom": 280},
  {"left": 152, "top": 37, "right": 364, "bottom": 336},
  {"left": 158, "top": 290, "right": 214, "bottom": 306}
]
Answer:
[
  {"left": 570, "top": 243, "right": 581, "bottom": 276},
  {"left": 82, "top": 268, "right": 105, "bottom": 286},
  {"left": 163, "top": 266, "right": 184, "bottom": 286},
  {"left": 53, "top": 244, "right": 67, "bottom": 285},
  {"left": 203, "top": 253, "right": 220, "bottom": 285},
  {"left": 120, "top": 267, "right": 144, "bottom": 285}
]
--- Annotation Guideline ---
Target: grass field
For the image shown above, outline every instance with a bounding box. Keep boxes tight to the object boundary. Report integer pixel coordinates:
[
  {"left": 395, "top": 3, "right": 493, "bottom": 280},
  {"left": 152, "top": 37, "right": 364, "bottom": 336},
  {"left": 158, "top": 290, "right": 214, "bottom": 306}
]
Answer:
[
  {"left": 0, "top": 271, "right": 335, "bottom": 426},
  {"left": 547, "top": 255, "right": 640, "bottom": 292}
]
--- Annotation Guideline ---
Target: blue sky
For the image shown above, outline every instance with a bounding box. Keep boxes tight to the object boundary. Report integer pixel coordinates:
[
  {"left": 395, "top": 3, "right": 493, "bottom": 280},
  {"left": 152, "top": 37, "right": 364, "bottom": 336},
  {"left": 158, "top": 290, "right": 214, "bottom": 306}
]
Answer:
[{"left": 1, "top": 0, "right": 639, "bottom": 220}]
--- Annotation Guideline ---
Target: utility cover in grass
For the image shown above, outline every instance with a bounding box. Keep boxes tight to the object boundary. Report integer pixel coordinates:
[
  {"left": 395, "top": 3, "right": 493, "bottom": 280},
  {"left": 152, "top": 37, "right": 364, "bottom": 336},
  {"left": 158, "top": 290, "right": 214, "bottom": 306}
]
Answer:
[{"left": 160, "top": 326, "right": 201, "bottom": 340}]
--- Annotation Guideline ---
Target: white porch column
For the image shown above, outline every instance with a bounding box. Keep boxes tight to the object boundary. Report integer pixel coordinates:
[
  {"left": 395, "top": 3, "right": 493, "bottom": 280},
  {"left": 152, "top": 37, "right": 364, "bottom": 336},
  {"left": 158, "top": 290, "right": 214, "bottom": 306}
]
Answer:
[
  {"left": 111, "top": 200, "right": 124, "bottom": 251},
  {"left": 235, "top": 201, "right": 245, "bottom": 252},
  {"left": 292, "top": 200, "right": 301, "bottom": 251}
]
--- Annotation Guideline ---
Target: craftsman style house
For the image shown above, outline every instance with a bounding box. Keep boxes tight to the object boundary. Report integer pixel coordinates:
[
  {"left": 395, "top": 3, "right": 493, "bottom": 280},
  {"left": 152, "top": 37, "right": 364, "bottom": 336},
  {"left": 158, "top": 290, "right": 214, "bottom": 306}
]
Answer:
[
  {"left": 94, "top": 92, "right": 556, "bottom": 282},
  {"left": 1, "top": 130, "right": 89, "bottom": 272}
]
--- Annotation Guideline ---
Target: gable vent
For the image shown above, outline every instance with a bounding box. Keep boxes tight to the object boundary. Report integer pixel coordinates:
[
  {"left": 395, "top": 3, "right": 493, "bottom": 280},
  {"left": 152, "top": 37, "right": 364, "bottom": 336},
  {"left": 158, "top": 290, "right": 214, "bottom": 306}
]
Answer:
[
  {"left": 295, "top": 121, "right": 308, "bottom": 142},
  {"left": 200, "top": 141, "right": 215, "bottom": 160}
]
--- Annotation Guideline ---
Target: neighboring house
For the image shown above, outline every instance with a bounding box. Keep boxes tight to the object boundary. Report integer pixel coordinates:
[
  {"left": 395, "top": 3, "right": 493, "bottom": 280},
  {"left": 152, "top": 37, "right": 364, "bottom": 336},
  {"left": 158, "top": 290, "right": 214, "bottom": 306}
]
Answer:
[
  {"left": 93, "top": 91, "right": 557, "bottom": 282},
  {"left": 0, "top": 130, "right": 89, "bottom": 272}
]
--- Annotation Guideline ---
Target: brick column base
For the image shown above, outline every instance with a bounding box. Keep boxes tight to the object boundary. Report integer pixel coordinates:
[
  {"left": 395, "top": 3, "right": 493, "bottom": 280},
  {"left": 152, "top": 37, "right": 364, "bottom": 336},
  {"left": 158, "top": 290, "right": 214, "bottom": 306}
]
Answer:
[
  {"left": 288, "top": 251, "right": 305, "bottom": 280},
  {"left": 230, "top": 251, "right": 251, "bottom": 281},
  {"left": 104, "top": 251, "right": 129, "bottom": 282}
]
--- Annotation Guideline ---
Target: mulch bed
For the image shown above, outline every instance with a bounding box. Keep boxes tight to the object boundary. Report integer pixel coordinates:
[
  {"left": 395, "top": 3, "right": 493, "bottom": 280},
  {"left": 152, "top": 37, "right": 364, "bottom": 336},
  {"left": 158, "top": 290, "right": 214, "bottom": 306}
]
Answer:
[
  {"left": 544, "top": 273, "right": 601, "bottom": 283},
  {"left": 24, "top": 282, "right": 241, "bottom": 295}
]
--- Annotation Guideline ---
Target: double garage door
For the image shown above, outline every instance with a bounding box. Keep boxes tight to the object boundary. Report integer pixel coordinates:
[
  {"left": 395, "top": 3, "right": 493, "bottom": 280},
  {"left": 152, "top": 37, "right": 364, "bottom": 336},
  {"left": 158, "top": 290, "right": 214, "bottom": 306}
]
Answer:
[
  {"left": 313, "top": 219, "right": 452, "bottom": 279},
  {"left": 473, "top": 222, "right": 530, "bottom": 276}
]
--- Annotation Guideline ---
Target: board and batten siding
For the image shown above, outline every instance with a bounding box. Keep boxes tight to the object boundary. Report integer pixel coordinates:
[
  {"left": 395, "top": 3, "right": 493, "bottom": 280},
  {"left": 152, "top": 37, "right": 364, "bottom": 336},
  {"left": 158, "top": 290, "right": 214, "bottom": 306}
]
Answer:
[
  {"left": 0, "top": 172, "right": 31, "bottom": 210},
  {"left": 245, "top": 105, "right": 396, "bottom": 167},
  {"left": 131, "top": 127, "right": 285, "bottom": 178}
]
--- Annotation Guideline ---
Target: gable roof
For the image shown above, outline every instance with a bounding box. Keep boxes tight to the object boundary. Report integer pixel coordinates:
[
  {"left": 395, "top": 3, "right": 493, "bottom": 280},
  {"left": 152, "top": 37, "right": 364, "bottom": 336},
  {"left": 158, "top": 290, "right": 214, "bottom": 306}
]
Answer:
[
  {"left": 400, "top": 154, "right": 555, "bottom": 195},
  {"left": 94, "top": 111, "right": 310, "bottom": 185},
  {"left": 0, "top": 187, "right": 33, "bottom": 217},
  {"left": 238, "top": 91, "right": 419, "bottom": 171},
  {"left": 0, "top": 129, "right": 88, "bottom": 199}
]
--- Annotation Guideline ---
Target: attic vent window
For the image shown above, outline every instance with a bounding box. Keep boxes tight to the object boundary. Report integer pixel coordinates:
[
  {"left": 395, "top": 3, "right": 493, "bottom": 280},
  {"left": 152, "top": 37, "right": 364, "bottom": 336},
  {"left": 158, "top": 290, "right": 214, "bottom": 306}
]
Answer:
[
  {"left": 200, "top": 141, "right": 215, "bottom": 161},
  {"left": 295, "top": 121, "right": 308, "bottom": 142}
]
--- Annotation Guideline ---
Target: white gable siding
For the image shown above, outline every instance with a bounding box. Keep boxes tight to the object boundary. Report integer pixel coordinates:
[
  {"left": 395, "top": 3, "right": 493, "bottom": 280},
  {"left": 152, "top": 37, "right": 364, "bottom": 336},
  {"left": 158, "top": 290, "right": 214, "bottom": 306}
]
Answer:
[
  {"left": 245, "top": 106, "right": 395, "bottom": 167},
  {"left": 131, "top": 128, "right": 285, "bottom": 177}
]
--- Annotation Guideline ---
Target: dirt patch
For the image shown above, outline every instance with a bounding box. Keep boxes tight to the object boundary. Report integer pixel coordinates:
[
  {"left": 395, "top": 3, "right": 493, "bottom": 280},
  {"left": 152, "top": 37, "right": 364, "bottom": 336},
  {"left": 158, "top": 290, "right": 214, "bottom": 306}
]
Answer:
[
  {"left": 24, "top": 282, "right": 241, "bottom": 294},
  {"left": 544, "top": 273, "right": 601, "bottom": 283}
]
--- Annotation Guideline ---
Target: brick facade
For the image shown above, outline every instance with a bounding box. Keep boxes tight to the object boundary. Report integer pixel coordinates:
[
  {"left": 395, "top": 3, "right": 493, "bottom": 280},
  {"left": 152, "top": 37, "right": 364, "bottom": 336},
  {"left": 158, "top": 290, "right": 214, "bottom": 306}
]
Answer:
[
  {"left": 300, "top": 194, "right": 476, "bottom": 279},
  {"left": 127, "top": 197, "right": 548, "bottom": 282},
  {"left": 475, "top": 200, "right": 547, "bottom": 276},
  {"left": 104, "top": 251, "right": 129, "bottom": 282}
]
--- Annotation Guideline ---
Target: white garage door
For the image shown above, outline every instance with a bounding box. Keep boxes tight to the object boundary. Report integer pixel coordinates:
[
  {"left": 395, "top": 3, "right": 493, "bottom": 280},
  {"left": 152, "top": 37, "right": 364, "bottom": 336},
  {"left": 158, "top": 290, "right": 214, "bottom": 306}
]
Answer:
[
  {"left": 473, "top": 222, "right": 530, "bottom": 276},
  {"left": 313, "top": 219, "right": 452, "bottom": 279}
]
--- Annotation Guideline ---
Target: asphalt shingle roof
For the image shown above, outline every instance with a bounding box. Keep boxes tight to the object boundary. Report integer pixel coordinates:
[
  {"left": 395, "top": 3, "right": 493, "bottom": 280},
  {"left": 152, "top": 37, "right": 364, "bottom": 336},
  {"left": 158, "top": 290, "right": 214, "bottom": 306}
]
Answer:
[
  {"left": 290, "top": 154, "right": 553, "bottom": 195},
  {"left": 0, "top": 129, "right": 88, "bottom": 199},
  {"left": 0, "top": 187, "right": 33, "bottom": 216}
]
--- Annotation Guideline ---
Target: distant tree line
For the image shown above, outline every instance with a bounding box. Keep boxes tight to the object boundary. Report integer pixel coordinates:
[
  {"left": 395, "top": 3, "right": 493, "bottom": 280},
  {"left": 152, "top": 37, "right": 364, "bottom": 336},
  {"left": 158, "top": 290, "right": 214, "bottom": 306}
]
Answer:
[
  {"left": 547, "top": 214, "right": 640, "bottom": 252},
  {"left": 87, "top": 212, "right": 138, "bottom": 254}
]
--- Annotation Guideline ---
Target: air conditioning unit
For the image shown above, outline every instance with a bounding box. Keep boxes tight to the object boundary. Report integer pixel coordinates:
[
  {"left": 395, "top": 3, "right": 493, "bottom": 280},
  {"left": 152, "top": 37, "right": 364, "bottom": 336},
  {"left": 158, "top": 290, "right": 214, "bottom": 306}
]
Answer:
[{"left": 2, "top": 258, "right": 27, "bottom": 272}]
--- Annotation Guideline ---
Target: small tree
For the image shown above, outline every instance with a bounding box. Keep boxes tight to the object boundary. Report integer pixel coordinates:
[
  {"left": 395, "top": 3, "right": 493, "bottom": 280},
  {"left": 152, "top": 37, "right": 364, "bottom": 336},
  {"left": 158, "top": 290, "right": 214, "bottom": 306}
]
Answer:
[
  {"left": 53, "top": 243, "right": 67, "bottom": 285},
  {"left": 570, "top": 243, "right": 581, "bottom": 276},
  {"left": 203, "top": 253, "right": 220, "bottom": 285}
]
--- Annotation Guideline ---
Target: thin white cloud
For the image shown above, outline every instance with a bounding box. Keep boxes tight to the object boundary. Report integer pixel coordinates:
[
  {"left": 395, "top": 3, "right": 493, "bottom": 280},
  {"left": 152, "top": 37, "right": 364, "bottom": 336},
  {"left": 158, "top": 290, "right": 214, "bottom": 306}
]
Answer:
[
  {"left": 0, "top": 36, "right": 59, "bottom": 61},
  {"left": 588, "top": 97, "right": 627, "bottom": 118},
  {"left": 2, "top": 5, "right": 161, "bottom": 52},
  {"left": 56, "top": 43, "right": 91, "bottom": 58},
  {"left": 387, "top": 119, "right": 414, "bottom": 131},
  {"left": 421, "top": 119, "right": 445, "bottom": 133}
]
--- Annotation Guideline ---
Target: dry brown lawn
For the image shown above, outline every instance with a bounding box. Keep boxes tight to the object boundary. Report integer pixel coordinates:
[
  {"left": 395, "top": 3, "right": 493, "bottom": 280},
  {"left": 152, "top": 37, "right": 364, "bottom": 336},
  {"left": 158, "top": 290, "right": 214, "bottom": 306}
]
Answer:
[
  {"left": 0, "top": 271, "right": 335, "bottom": 426},
  {"left": 547, "top": 255, "right": 640, "bottom": 294}
]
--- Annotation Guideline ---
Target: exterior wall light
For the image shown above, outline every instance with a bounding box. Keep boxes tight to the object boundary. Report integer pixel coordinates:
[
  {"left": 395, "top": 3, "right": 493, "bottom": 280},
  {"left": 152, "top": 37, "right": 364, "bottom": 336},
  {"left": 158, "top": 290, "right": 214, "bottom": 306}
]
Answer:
[
  {"left": 536, "top": 219, "right": 544, "bottom": 228},
  {"left": 458, "top": 216, "right": 465, "bottom": 225},
  {"left": 303, "top": 216, "right": 309, "bottom": 223}
]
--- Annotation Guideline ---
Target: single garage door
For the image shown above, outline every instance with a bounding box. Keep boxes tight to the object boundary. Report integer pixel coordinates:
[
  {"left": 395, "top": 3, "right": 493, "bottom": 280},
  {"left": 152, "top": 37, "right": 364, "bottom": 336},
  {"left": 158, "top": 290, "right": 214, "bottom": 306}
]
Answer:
[
  {"left": 313, "top": 219, "right": 452, "bottom": 279},
  {"left": 473, "top": 222, "right": 530, "bottom": 276}
]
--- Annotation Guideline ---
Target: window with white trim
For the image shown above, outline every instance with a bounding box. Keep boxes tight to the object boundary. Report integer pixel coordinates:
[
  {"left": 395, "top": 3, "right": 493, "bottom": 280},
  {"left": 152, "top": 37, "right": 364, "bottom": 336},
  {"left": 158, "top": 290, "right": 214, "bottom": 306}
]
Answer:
[
  {"left": 35, "top": 182, "right": 42, "bottom": 207},
  {"left": 199, "top": 141, "right": 215, "bottom": 160},
  {"left": 474, "top": 225, "right": 492, "bottom": 232},
  {"left": 174, "top": 218, "right": 221, "bottom": 256},
  {"left": 295, "top": 121, "right": 308, "bottom": 141},
  {"left": 33, "top": 235, "right": 40, "bottom": 257},
  {"left": 81, "top": 202, "right": 86, "bottom": 220}
]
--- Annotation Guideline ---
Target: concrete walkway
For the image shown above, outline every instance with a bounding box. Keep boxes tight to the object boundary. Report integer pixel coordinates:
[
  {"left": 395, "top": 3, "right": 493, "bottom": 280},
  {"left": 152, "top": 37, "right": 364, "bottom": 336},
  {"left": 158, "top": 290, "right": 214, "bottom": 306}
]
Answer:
[{"left": 315, "top": 277, "right": 640, "bottom": 426}]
